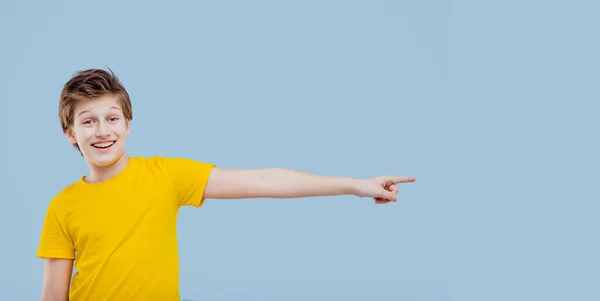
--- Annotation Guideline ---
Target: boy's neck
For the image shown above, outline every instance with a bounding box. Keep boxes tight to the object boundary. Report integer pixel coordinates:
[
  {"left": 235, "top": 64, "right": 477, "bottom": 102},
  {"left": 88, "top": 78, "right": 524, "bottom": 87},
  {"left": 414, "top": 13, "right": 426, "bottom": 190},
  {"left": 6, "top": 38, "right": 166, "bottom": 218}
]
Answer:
[{"left": 84, "top": 154, "right": 130, "bottom": 183}]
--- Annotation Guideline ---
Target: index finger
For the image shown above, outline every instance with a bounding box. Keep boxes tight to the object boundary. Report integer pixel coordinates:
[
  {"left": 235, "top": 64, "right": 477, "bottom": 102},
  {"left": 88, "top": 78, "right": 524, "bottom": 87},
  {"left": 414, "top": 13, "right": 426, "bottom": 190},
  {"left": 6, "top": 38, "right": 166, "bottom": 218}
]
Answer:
[{"left": 390, "top": 176, "right": 416, "bottom": 183}]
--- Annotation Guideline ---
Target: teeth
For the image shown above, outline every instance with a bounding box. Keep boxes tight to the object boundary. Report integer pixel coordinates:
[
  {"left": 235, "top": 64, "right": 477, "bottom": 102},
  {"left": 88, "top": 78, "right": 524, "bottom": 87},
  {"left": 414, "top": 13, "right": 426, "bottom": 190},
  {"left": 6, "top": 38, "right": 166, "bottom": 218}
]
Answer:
[{"left": 93, "top": 142, "right": 114, "bottom": 148}]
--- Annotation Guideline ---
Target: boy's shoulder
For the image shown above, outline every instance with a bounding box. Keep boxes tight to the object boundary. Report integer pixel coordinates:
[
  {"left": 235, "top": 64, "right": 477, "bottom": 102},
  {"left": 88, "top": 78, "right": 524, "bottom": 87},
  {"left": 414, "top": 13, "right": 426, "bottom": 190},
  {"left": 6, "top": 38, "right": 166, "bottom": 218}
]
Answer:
[
  {"left": 132, "top": 155, "right": 214, "bottom": 171},
  {"left": 45, "top": 180, "right": 82, "bottom": 212}
]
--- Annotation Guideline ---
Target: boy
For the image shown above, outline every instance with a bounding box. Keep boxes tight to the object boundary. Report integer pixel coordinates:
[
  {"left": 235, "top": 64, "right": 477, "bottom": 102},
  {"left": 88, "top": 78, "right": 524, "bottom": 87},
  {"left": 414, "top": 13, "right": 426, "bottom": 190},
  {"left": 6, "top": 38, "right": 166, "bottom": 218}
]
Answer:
[{"left": 37, "top": 68, "right": 415, "bottom": 301}]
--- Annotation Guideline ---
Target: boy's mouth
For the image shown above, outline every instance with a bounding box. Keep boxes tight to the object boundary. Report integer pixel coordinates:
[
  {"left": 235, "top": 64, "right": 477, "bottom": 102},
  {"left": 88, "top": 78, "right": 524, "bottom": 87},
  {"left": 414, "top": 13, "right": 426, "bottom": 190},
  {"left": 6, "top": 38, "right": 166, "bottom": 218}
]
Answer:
[{"left": 92, "top": 141, "right": 116, "bottom": 149}]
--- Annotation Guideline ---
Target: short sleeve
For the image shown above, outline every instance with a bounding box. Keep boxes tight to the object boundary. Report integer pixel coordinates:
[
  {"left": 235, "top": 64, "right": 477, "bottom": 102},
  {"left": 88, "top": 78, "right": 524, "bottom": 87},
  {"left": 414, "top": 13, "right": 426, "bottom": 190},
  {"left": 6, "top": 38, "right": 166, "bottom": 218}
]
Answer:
[
  {"left": 36, "top": 201, "right": 75, "bottom": 259},
  {"left": 157, "top": 157, "right": 215, "bottom": 207}
]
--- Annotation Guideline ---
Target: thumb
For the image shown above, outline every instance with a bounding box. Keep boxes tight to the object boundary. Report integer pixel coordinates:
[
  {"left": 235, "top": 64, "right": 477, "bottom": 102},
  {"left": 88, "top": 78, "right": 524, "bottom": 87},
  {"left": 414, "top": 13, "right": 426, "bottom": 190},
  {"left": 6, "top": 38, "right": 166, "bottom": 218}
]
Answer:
[{"left": 378, "top": 189, "right": 396, "bottom": 201}]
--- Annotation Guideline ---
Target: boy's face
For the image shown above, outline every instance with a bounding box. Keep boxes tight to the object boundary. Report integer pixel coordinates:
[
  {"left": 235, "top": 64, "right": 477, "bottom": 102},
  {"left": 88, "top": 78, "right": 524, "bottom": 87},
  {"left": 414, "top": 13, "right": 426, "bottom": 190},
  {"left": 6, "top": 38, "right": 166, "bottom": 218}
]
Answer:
[{"left": 67, "top": 95, "right": 130, "bottom": 167}]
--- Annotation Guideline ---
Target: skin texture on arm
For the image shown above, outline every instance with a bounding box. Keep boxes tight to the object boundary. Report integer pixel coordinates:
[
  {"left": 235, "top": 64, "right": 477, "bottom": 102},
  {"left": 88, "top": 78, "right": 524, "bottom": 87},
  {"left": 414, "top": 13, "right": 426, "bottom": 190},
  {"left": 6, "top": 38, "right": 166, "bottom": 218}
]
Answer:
[
  {"left": 204, "top": 167, "right": 415, "bottom": 204},
  {"left": 40, "top": 258, "right": 73, "bottom": 301}
]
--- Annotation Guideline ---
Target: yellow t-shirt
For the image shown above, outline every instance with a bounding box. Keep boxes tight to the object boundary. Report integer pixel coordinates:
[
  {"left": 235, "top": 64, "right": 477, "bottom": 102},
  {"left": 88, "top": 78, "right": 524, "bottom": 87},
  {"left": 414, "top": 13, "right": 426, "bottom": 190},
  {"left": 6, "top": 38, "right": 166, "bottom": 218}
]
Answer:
[{"left": 36, "top": 156, "right": 215, "bottom": 301}]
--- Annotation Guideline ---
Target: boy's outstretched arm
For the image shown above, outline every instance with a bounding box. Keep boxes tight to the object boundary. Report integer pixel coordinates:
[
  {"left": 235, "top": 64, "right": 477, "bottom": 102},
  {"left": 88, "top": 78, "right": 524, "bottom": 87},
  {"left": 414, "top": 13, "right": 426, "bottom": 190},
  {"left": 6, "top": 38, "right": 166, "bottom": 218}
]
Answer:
[{"left": 204, "top": 168, "right": 415, "bottom": 204}]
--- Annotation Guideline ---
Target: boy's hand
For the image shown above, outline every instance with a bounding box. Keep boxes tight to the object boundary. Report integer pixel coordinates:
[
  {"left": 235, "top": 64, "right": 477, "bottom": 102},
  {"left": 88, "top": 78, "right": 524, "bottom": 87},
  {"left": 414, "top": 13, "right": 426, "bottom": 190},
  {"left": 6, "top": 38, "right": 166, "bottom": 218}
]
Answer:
[{"left": 354, "top": 175, "right": 416, "bottom": 204}]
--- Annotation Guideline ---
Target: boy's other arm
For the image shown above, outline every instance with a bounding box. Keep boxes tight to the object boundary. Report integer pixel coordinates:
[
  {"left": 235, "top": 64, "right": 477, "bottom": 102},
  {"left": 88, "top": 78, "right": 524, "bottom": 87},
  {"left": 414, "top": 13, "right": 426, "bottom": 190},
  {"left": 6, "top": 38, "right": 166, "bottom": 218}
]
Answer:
[
  {"left": 204, "top": 168, "right": 415, "bottom": 203},
  {"left": 40, "top": 258, "right": 73, "bottom": 301}
]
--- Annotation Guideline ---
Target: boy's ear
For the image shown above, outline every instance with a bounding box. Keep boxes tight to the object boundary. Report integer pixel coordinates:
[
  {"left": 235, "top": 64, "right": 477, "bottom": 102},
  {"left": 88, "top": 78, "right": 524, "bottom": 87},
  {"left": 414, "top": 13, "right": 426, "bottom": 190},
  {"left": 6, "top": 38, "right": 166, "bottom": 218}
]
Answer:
[{"left": 66, "top": 128, "right": 77, "bottom": 144}]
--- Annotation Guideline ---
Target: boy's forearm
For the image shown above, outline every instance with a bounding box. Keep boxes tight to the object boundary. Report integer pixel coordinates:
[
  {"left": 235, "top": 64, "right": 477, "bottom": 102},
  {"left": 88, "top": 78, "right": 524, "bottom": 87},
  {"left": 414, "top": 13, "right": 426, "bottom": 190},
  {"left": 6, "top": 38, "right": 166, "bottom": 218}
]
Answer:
[{"left": 256, "top": 168, "right": 360, "bottom": 198}]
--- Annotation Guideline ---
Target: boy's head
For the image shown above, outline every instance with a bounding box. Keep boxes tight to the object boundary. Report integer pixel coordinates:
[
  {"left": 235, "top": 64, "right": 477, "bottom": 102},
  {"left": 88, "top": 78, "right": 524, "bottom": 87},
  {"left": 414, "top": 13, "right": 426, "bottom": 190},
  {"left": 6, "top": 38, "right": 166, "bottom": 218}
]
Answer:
[{"left": 59, "top": 68, "right": 132, "bottom": 167}]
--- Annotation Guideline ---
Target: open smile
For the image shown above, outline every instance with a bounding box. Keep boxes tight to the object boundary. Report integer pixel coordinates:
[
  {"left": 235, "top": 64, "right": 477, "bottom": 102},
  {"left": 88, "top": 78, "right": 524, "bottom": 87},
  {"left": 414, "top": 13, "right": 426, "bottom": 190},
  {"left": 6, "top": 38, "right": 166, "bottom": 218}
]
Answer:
[{"left": 91, "top": 141, "right": 116, "bottom": 149}]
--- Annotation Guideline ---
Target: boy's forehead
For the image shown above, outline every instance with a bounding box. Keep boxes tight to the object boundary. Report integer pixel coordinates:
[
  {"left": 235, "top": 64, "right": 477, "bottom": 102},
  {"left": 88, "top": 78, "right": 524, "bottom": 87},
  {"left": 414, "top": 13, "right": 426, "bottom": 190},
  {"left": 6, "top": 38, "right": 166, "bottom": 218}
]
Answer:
[{"left": 75, "top": 96, "right": 123, "bottom": 114}]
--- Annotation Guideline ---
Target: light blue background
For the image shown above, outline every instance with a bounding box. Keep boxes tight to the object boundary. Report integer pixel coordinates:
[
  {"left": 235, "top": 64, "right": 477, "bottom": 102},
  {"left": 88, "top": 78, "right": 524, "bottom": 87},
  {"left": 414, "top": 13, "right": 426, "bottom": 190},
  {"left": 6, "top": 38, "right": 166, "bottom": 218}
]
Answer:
[{"left": 0, "top": 1, "right": 598, "bottom": 300}]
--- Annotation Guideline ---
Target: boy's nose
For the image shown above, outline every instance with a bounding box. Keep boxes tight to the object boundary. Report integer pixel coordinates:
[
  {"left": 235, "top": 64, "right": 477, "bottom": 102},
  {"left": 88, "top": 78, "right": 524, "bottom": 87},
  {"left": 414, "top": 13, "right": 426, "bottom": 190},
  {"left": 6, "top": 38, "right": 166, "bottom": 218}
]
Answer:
[{"left": 95, "top": 122, "right": 110, "bottom": 137}]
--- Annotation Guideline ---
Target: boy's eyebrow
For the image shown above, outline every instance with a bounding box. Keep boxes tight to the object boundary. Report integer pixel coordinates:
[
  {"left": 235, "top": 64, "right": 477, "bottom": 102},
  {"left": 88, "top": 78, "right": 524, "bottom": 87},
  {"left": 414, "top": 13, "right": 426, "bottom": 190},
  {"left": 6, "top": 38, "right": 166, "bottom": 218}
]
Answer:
[{"left": 77, "top": 106, "right": 122, "bottom": 116}]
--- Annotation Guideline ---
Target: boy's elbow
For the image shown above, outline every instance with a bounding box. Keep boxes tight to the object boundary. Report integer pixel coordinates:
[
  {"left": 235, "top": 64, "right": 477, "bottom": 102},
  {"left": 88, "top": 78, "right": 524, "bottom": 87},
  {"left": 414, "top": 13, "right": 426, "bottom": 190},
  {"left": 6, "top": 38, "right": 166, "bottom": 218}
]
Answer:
[
  {"left": 40, "top": 287, "right": 69, "bottom": 301},
  {"left": 40, "top": 295, "right": 68, "bottom": 301}
]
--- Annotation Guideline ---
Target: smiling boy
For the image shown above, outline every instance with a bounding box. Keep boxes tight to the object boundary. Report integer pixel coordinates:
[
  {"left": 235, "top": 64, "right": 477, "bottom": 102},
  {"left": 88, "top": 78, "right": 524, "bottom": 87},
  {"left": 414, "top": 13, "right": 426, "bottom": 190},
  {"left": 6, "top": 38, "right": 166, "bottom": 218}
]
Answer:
[{"left": 37, "top": 68, "right": 415, "bottom": 301}]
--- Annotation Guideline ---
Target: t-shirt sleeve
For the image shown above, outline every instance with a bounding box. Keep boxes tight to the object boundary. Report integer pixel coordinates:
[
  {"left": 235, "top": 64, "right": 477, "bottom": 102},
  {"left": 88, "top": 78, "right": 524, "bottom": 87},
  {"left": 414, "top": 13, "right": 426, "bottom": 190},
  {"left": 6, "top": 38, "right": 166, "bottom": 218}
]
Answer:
[
  {"left": 157, "top": 156, "right": 215, "bottom": 208},
  {"left": 37, "top": 200, "right": 75, "bottom": 260}
]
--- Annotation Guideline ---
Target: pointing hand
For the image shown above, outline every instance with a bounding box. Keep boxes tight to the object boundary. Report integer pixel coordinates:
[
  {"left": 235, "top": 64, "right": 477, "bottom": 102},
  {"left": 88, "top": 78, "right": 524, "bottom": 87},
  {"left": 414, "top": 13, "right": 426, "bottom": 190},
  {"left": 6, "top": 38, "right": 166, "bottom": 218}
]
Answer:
[{"left": 354, "top": 175, "right": 416, "bottom": 204}]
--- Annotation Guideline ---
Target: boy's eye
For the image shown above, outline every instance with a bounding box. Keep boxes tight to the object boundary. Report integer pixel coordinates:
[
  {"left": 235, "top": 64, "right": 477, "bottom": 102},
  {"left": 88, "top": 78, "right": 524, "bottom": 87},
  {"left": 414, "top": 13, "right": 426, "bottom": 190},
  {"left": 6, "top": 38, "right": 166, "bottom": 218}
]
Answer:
[
  {"left": 83, "top": 120, "right": 92, "bottom": 124},
  {"left": 109, "top": 117, "right": 119, "bottom": 122}
]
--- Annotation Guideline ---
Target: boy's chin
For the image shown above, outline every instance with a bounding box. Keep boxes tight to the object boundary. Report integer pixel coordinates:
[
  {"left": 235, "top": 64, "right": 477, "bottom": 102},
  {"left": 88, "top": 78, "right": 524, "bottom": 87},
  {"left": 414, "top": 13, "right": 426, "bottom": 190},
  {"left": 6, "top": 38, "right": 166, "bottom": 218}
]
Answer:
[{"left": 84, "top": 152, "right": 125, "bottom": 167}]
